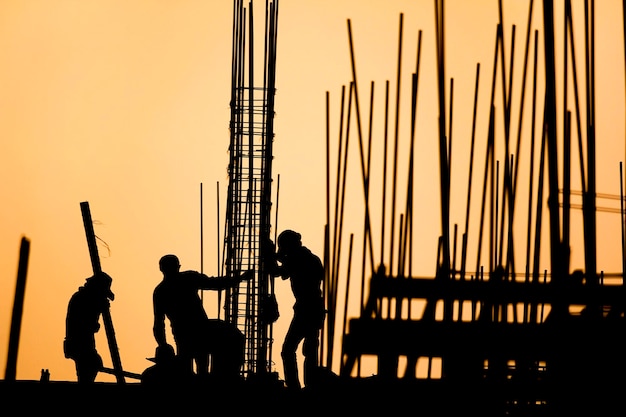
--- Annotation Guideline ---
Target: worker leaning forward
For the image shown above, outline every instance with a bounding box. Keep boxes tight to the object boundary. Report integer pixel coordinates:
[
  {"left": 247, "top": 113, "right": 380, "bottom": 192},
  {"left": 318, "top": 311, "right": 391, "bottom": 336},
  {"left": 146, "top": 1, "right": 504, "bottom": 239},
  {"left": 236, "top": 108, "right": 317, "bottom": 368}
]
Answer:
[
  {"left": 264, "top": 230, "right": 326, "bottom": 391},
  {"left": 64, "top": 271, "right": 115, "bottom": 383}
]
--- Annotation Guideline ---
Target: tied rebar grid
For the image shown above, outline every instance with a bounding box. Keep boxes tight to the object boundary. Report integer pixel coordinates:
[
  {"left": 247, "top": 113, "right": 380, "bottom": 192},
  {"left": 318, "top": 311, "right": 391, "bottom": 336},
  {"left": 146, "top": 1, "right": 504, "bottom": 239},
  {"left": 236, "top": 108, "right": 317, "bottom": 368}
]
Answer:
[{"left": 223, "top": 0, "right": 279, "bottom": 378}]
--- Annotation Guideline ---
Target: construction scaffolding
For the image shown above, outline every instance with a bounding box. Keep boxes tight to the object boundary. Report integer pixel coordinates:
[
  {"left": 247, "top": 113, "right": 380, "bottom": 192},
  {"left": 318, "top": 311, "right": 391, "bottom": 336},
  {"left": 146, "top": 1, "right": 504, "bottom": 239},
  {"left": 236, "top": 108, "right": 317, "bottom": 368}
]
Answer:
[{"left": 222, "top": 0, "right": 279, "bottom": 378}]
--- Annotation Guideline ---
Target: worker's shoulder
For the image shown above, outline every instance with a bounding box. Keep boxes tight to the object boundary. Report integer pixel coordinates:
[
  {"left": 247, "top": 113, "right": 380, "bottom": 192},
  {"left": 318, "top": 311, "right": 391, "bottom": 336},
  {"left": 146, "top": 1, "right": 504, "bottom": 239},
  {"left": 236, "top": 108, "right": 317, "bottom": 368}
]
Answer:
[
  {"left": 180, "top": 270, "right": 203, "bottom": 279},
  {"left": 301, "top": 246, "right": 323, "bottom": 263}
]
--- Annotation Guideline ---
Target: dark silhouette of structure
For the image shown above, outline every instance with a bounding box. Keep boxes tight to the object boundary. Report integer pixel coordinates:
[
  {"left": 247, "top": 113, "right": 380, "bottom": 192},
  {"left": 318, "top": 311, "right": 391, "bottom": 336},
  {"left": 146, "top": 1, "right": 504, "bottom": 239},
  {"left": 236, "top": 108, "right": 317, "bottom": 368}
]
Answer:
[
  {"left": 152, "top": 254, "right": 252, "bottom": 381},
  {"left": 2, "top": 2, "right": 626, "bottom": 416},
  {"left": 222, "top": 0, "right": 280, "bottom": 382},
  {"left": 64, "top": 272, "right": 115, "bottom": 383},
  {"left": 265, "top": 230, "right": 326, "bottom": 390}
]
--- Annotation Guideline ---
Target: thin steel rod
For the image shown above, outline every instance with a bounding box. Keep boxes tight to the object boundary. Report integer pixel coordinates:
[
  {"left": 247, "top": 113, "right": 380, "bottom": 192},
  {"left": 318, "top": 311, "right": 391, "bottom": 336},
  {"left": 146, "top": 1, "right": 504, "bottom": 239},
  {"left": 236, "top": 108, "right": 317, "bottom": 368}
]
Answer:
[
  {"left": 619, "top": 162, "right": 626, "bottom": 286},
  {"left": 388, "top": 13, "right": 403, "bottom": 274},
  {"left": 531, "top": 120, "right": 548, "bottom": 322},
  {"left": 475, "top": 103, "right": 495, "bottom": 281},
  {"left": 474, "top": 24, "right": 501, "bottom": 278},
  {"left": 409, "top": 30, "right": 422, "bottom": 287},
  {"left": 363, "top": 80, "right": 375, "bottom": 263},
  {"left": 338, "top": 234, "right": 354, "bottom": 373},
  {"left": 401, "top": 38, "right": 422, "bottom": 278},
  {"left": 359, "top": 80, "right": 375, "bottom": 315},
  {"left": 322, "top": 224, "right": 329, "bottom": 368},
  {"left": 331, "top": 84, "right": 348, "bottom": 319},
  {"left": 495, "top": 160, "right": 500, "bottom": 274},
  {"left": 460, "top": 63, "right": 480, "bottom": 281},
  {"left": 542, "top": 0, "right": 565, "bottom": 285},
  {"left": 217, "top": 182, "right": 223, "bottom": 316},
  {"left": 448, "top": 77, "right": 454, "bottom": 204},
  {"left": 324, "top": 90, "right": 331, "bottom": 367},
  {"left": 326, "top": 91, "right": 331, "bottom": 254},
  {"left": 512, "top": 0, "right": 535, "bottom": 197},
  {"left": 201, "top": 183, "right": 204, "bottom": 275},
  {"left": 523, "top": 30, "right": 539, "bottom": 323},
  {"left": 435, "top": 0, "right": 451, "bottom": 278},
  {"left": 583, "top": 0, "right": 599, "bottom": 287},
  {"left": 563, "top": 112, "right": 572, "bottom": 269},
  {"left": 330, "top": 83, "right": 353, "bottom": 370},
  {"left": 497, "top": 24, "right": 515, "bottom": 272},
  {"left": 379, "top": 81, "right": 390, "bottom": 275},
  {"left": 565, "top": 0, "right": 587, "bottom": 195},
  {"left": 346, "top": 19, "right": 376, "bottom": 274}
]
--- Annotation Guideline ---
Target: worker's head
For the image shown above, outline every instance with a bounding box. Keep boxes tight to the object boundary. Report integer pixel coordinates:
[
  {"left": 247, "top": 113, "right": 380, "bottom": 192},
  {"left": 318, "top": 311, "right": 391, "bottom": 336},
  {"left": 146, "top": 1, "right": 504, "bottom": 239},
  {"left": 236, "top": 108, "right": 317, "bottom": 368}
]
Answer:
[
  {"left": 85, "top": 271, "right": 115, "bottom": 300},
  {"left": 277, "top": 230, "right": 301, "bottom": 257},
  {"left": 159, "top": 254, "right": 181, "bottom": 275}
]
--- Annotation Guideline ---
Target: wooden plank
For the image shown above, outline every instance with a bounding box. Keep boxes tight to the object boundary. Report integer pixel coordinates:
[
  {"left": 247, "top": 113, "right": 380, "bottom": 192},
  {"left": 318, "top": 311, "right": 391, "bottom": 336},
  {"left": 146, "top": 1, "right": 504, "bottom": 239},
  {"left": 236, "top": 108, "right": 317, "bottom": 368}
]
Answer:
[
  {"left": 4, "top": 236, "right": 30, "bottom": 381},
  {"left": 364, "top": 275, "right": 626, "bottom": 311},
  {"left": 80, "top": 201, "right": 125, "bottom": 385}
]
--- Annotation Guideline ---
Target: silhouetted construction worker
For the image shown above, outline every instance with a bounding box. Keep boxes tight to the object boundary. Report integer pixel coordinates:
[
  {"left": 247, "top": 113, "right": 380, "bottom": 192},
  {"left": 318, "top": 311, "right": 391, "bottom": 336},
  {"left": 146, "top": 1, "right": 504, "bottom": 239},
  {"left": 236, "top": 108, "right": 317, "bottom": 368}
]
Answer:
[
  {"left": 152, "top": 254, "right": 252, "bottom": 381},
  {"left": 64, "top": 271, "right": 115, "bottom": 383},
  {"left": 265, "top": 230, "right": 326, "bottom": 390}
]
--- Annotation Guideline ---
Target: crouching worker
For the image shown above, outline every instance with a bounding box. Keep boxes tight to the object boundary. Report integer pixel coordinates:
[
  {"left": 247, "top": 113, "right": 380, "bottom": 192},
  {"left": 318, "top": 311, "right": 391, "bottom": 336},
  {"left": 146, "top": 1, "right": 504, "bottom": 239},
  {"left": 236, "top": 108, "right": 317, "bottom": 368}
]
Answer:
[{"left": 141, "top": 344, "right": 194, "bottom": 386}]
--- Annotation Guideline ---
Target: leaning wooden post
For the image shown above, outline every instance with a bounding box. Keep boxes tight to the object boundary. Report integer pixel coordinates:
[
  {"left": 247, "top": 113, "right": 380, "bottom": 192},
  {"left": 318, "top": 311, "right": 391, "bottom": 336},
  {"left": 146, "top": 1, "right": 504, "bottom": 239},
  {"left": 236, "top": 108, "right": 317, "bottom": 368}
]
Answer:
[
  {"left": 4, "top": 236, "right": 31, "bottom": 382},
  {"left": 80, "top": 201, "right": 125, "bottom": 384}
]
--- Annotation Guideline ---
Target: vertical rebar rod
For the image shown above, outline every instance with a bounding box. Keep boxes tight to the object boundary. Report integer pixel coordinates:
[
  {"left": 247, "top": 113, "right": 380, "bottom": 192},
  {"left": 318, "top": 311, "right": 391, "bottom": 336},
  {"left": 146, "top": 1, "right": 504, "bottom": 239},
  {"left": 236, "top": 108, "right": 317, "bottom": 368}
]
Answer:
[
  {"left": 583, "top": 0, "right": 599, "bottom": 288},
  {"left": 474, "top": 23, "right": 502, "bottom": 279},
  {"left": 326, "top": 90, "right": 331, "bottom": 260},
  {"left": 217, "top": 181, "right": 223, "bottom": 317},
  {"left": 460, "top": 63, "right": 480, "bottom": 281},
  {"left": 531, "top": 121, "right": 548, "bottom": 322},
  {"left": 346, "top": 19, "right": 376, "bottom": 275},
  {"left": 338, "top": 233, "right": 354, "bottom": 374},
  {"left": 388, "top": 13, "right": 403, "bottom": 273},
  {"left": 566, "top": 0, "right": 588, "bottom": 196},
  {"left": 401, "top": 71, "right": 419, "bottom": 278},
  {"left": 331, "top": 84, "right": 348, "bottom": 324},
  {"left": 330, "top": 83, "right": 353, "bottom": 374},
  {"left": 331, "top": 85, "right": 347, "bottom": 300},
  {"left": 542, "top": 0, "right": 565, "bottom": 288},
  {"left": 435, "top": 0, "right": 451, "bottom": 279},
  {"left": 563, "top": 112, "right": 572, "bottom": 271},
  {"left": 379, "top": 80, "right": 390, "bottom": 276},
  {"left": 524, "top": 30, "right": 539, "bottom": 323},
  {"left": 619, "top": 162, "right": 626, "bottom": 286},
  {"left": 360, "top": 80, "right": 375, "bottom": 301},
  {"left": 512, "top": 0, "right": 535, "bottom": 197}
]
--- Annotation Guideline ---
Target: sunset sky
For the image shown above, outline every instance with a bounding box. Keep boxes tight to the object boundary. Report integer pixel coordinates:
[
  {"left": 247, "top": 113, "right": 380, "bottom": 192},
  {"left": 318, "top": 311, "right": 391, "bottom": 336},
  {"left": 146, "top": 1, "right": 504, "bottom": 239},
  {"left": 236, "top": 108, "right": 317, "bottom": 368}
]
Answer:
[{"left": 1, "top": 0, "right": 624, "bottom": 384}]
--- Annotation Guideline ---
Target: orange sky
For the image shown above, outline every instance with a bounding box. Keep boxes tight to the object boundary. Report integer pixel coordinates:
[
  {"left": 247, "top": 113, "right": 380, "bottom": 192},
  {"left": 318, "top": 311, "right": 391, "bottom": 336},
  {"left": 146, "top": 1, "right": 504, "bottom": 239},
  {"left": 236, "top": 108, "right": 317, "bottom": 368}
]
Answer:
[{"left": 1, "top": 0, "right": 624, "bottom": 384}]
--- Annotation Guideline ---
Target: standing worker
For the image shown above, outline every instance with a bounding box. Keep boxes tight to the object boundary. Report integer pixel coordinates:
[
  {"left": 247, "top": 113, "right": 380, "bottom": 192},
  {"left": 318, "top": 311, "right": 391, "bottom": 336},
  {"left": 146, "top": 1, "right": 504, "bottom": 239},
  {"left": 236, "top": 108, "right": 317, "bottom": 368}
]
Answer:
[
  {"left": 64, "top": 271, "right": 115, "bottom": 383},
  {"left": 152, "top": 254, "right": 252, "bottom": 381},
  {"left": 265, "top": 230, "right": 326, "bottom": 390}
]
